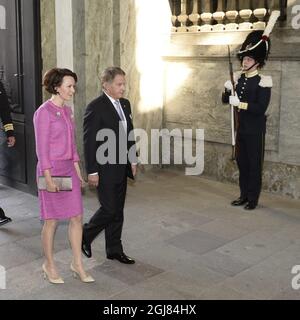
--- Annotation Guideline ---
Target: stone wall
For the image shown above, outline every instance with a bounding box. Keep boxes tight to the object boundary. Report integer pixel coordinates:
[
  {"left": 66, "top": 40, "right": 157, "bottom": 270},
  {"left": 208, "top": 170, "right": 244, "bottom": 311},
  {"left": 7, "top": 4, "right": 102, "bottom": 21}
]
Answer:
[
  {"left": 40, "top": 0, "right": 300, "bottom": 199},
  {"left": 120, "top": 0, "right": 171, "bottom": 137},
  {"left": 85, "top": 0, "right": 114, "bottom": 102},
  {"left": 40, "top": 0, "right": 56, "bottom": 101},
  {"left": 118, "top": 0, "right": 300, "bottom": 198},
  {"left": 161, "top": 2, "right": 300, "bottom": 199},
  {"left": 119, "top": 0, "right": 174, "bottom": 174}
]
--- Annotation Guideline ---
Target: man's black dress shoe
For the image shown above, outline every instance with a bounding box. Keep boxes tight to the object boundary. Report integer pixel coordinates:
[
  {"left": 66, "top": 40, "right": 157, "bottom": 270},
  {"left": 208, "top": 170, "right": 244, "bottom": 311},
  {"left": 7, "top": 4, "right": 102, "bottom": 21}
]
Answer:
[
  {"left": 81, "top": 237, "right": 92, "bottom": 258},
  {"left": 107, "top": 253, "right": 135, "bottom": 264},
  {"left": 0, "top": 216, "right": 12, "bottom": 227},
  {"left": 244, "top": 202, "right": 257, "bottom": 210},
  {"left": 231, "top": 197, "right": 248, "bottom": 206}
]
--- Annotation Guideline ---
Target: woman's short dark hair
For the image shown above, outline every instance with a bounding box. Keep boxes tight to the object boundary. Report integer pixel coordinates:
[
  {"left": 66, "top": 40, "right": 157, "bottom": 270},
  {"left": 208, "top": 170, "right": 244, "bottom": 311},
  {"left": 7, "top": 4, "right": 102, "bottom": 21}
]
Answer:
[
  {"left": 100, "top": 67, "right": 125, "bottom": 88},
  {"left": 43, "top": 68, "right": 78, "bottom": 94}
]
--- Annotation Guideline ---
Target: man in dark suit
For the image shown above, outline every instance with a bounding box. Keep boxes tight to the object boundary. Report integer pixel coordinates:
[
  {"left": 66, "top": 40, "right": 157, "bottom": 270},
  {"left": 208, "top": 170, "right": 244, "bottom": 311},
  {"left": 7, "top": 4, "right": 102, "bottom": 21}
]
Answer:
[
  {"left": 82, "top": 67, "right": 137, "bottom": 264},
  {"left": 0, "top": 80, "right": 15, "bottom": 226}
]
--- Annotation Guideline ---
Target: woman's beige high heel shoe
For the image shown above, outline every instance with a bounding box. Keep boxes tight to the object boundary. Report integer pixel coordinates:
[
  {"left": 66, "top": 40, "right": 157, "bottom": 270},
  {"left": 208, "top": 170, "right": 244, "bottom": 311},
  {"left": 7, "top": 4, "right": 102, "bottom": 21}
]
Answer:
[
  {"left": 42, "top": 263, "right": 64, "bottom": 284},
  {"left": 70, "top": 263, "right": 95, "bottom": 283}
]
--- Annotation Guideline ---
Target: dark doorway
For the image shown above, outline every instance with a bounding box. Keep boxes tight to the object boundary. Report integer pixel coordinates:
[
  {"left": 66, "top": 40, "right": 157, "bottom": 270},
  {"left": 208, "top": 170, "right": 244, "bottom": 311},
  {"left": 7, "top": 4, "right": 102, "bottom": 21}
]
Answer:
[{"left": 0, "top": 0, "right": 41, "bottom": 194}]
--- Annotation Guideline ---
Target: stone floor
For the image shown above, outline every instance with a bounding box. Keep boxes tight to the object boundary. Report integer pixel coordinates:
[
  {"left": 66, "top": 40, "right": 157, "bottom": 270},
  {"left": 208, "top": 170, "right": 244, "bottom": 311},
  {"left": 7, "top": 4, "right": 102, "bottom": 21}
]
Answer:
[{"left": 0, "top": 169, "right": 300, "bottom": 300}]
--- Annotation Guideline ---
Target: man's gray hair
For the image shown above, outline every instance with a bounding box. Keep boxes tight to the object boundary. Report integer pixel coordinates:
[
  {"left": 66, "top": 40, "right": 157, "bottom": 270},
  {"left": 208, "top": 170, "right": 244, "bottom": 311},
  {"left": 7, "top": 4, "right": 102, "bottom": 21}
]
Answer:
[{"left": 100, "top": 67, "right": 126, "bottom": 88}]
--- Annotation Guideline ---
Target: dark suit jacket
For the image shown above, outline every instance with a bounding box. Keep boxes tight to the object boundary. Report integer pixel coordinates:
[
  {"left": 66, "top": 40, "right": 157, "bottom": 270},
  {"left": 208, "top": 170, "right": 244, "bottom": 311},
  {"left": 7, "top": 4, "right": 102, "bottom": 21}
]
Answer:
[{"left": 83, "top": 93, "right": 136, "bottom": 183}]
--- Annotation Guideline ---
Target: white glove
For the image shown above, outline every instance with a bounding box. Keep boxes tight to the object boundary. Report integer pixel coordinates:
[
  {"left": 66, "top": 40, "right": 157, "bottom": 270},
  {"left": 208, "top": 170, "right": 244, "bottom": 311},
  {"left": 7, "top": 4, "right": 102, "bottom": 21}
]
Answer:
[
  {"left": 229, "top": 95, "right": 240, "bottom": 107},
  {"left": 224, "top": 80, "right": 233, "bottom": 91}
]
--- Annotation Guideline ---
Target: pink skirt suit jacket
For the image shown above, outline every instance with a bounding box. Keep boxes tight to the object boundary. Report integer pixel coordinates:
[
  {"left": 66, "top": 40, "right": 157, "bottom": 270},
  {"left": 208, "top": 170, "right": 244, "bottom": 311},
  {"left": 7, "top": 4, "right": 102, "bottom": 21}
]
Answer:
[{"left": 33, "top": 100, "right": 83, "bottom": 220}]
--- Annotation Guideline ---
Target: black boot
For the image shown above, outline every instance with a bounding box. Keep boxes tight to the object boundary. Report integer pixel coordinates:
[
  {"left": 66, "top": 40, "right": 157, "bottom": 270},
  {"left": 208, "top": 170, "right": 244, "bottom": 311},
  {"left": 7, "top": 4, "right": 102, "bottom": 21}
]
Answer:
[
  {"left": 0, "top": 208, "right": 12, "bottom": 226},
  {"left": 244, "top": 202, "right": 257, "bottom": 210},
  {"left": 231, "top": 197, "right": 248, "bottom": 206}
]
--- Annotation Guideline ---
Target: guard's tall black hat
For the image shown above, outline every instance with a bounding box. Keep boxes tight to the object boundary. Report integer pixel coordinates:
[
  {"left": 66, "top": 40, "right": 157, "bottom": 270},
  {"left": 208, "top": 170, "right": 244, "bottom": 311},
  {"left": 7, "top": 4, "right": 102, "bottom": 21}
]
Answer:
[
  {"left": 237, "top": 11, "right": 280, "bottom": 68},
  {"left": 237, "top": 30, "right": 270, "bottom": 67}
]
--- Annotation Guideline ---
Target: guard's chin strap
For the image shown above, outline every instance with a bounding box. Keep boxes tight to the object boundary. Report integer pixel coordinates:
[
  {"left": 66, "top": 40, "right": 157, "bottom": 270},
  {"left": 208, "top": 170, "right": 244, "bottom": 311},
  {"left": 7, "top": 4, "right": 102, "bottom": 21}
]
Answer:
[{"left": 242, "top": 61, "right": 259, "bottom": 72}]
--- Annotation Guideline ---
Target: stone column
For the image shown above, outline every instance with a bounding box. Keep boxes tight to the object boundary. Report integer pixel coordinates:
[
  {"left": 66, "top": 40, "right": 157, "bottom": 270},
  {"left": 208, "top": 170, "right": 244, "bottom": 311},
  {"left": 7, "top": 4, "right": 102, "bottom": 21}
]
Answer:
[
  {"left": 55, "top": 0, "right": 74, "bottom": 70},
  {"left": 238, "top": 0, "right": 252, "bottom": 10},
  {"left": 239, "top": 0, "right": 253, "bottom": 29},
  {"left": 40, "top": 0, "right": 56, "bottom": 101},
  {"left": 212, "top": 0, "right": 226, "bottom": 31},
  {"left": 178, "top": 0, "right": 189, "bottom": 32},
  {"left": 268, "top": 0, "right": 283, "bottom": 10},
  {"left": 188, "top": 0, "right": 200, "bottom": 32},
  {"left": 113, "top": 0, "right": 121, "bottom": 66},
  {"left": 200, "top": 0, "right": 213, "bottom": 31},
  {"left": 85, "top": 0, "right": 115, "bottom": 101},
  {"left": 72, "top": 0, "right": 86, "bottom": 161},
  {"left": 171, "top": 0, "right": 178, "bottom": 32},
  {"left": 54, "top": 0, "right": 88, "bottom": 165},
  {"left": 252, "top": 0, "right": 266, "bottom": 8},
  {"left": 225, "top": 0, "right": 239, "bottom": 30},
  {"left": 200, "top": 0, "right": 212, "bottom": 12}
]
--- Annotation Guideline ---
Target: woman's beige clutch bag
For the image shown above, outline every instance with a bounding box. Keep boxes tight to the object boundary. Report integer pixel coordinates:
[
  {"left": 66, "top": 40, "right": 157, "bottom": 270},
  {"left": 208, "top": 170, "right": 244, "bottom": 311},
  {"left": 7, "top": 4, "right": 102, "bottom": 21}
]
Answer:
[{"left": 38, "top": 176, "right": 72, "bottom": 191}]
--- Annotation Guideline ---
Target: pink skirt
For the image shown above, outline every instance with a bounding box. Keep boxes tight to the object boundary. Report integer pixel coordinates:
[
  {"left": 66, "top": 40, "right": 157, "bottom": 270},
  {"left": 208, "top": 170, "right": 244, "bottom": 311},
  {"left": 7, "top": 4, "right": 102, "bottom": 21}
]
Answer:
[{"left": 37, "top": 160, "right": 83, "bottom": 220}]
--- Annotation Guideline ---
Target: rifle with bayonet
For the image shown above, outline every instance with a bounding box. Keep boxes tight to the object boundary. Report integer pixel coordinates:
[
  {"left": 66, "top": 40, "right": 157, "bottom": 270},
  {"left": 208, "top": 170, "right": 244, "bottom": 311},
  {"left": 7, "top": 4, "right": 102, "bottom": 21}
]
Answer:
[{"left": 227, "top": 45, "right": 239, "bottom": 161}]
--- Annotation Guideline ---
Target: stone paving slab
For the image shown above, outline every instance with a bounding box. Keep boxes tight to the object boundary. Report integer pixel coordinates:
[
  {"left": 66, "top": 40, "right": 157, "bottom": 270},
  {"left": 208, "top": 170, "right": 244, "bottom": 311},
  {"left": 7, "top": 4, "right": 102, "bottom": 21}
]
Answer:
[
  {"left": 0, "top": 241, "right": 40, "bottom": 270},
  {"left": 166, "top": 229, "right": 230, "bottom": 255},
  {"left": 216, "top": 230, "right": 294, "bottom": 266},
  {"left": 218, "top": 262, "right": 295, "bottom": 300},
  {"left": 111, "top": 271, "right": 206, "bottom": 300},
  {"left": 197, "top": 283, "right": 256, "bottom": 300},
  {"left": 18, "top": 270, "right": 129, "bottom": 300},
  {"left": 0, "top": 218, "right": 42, "bottom": 246},
  {"left": 196, "top": 218, "right": 252, "bottom": 241},
  {"left": 128, "top": 242, "right": 226, "bottom": 289},
  {"left": 94, "top": 259, "right": 164, "bottom": 286},
  {"left": 196, "top": 250, "right": 251, "bottom": 277}
]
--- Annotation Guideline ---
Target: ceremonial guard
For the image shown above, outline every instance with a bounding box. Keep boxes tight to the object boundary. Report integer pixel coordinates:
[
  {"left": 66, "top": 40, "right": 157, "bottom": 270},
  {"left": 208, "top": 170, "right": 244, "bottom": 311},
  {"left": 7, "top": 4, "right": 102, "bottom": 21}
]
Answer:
[
  {"left": 222, "top": 12, "right": 279, "bottom": 210},
  {"left": 0, "top": 80, "right": 15, "bottom": 226}
]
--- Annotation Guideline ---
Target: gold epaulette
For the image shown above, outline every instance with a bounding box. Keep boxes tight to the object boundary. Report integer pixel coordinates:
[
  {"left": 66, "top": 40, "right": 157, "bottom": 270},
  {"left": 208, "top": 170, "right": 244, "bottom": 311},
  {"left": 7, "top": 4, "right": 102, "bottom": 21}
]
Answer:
[{"left": 3, "top": 123, "right": 14, "bottom": 132}]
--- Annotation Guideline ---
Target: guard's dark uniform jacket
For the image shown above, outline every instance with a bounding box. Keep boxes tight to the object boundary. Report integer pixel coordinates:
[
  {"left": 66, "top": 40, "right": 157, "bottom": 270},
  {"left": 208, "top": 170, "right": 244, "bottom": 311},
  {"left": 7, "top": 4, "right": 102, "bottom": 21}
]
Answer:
[
  {"left": 222, "top": 70, "right": 272, "bottom": 205},
  {"left": 0, "top": 80, "right": 14, "bottom": 137},
  {"left": 222, "top": 70, "right": 271, "bottom": 134}
]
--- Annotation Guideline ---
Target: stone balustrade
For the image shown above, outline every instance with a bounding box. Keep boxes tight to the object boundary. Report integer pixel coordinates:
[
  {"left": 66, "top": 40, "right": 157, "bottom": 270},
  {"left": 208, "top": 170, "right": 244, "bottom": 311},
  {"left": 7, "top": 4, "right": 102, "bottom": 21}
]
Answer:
[{"left": 170, "top": 0, "right": 286, "bottom": 33}]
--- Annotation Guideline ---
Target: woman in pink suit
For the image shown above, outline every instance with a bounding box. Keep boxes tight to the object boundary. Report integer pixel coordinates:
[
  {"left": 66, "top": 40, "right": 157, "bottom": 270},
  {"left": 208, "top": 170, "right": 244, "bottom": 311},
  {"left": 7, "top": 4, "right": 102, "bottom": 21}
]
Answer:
[{"left": 33, "top": 68, "right": 94, "bottom": 284}]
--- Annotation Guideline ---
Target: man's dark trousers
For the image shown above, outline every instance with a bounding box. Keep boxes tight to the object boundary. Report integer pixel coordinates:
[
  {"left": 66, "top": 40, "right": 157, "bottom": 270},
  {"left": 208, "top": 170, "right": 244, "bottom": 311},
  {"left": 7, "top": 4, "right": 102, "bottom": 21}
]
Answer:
[{"left": 83, "top": 174, "right": 127, "bottom": 255}]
